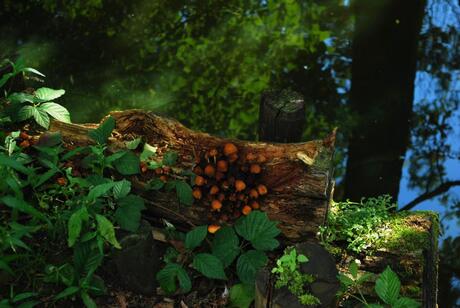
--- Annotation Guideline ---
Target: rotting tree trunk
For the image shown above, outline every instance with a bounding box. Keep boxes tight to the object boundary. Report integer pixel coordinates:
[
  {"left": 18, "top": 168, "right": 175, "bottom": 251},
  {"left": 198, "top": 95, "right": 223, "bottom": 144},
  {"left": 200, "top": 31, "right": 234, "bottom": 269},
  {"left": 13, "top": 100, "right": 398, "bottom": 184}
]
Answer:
[{"left": 49, "top": 109, "right": 336, "bottom": 240}]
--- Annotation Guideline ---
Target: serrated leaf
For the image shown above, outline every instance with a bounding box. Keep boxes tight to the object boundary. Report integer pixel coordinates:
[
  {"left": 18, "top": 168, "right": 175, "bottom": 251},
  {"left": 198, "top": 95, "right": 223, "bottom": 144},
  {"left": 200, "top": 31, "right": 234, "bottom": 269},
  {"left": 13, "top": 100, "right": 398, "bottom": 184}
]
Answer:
[
  {"left": 156, "top": 263, "right": 191, "bottom": 294},
  {"left": 193, "top": 253, "right": 227, "bottom": 280},
  {"left": 39, "top": 102, "right": 71, "bottom": 123},
  {"left": 375, "top": 266, "right": 400, "bottom": 305},
  {"left": 212, "top": 227, "right": 240, "bottom": 268},
  {"left": 297, "top": 254, "right": 308, "bottom": 263},
  {"left": 176, "top": 266, "right": 192, "bottom": 293},
  {"left": 34, "top": 87, "right": 65, "bottom": 101},
  {"left": 392, "top": 297, "right": 420, "bottom": 308},
  {"left": 113, "top": 179, "right": 131, "bottom": 199},
  {"left": 175, "top": 180, "right": 193, "bottom": 205},
  {"left": 87, "top": 182, "right": 116, "bottom": 201},
  {"left": 95, "top": 214, "right": 121, "bottom": 249},
  {"left": 236, "top": 250, "right": 267, "bottom": 284},
  {"left": 162, "top": 151, "right": 178, "bottom": 166},
  {"left": 140, "top": 143, "right": 157, "bottom": 161},
  {"left": 113, "top": 151, "right": 140, "bottom": 175},
  {"left": 125, "top": 138, "right": 142, "bottom": 150},
  {"left": 17, "top": 105, "right": 34, "bottom": 121},
  {"left": 185, "top": 225, "right": 208, "bottom": 250},
  {"left": 68, "top": 207, "right": 89, "bottom": 247},
  {"left": 337, "top": 274, "right": 354, "bottom": 287},
  {"left": 114, "top": 195, "right": 145, "bottom": 232},
  {"left": 229, "top": 284, "right": 255, "bottom": 308},
  {"left": 235, "top": 211, "right": 280, "bottom": 251},
  {"left": 88, "top": 116, "right": 115, "bottom": 144},
  {"left": 32, "top": 107, "right": 50, "bottom": 129}
]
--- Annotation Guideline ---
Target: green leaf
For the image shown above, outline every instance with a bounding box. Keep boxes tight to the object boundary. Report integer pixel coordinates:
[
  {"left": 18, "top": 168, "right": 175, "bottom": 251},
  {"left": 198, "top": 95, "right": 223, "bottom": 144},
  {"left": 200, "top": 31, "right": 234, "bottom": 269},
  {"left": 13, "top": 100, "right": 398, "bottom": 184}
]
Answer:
[
  {"left": 229, "top": 284, "right": 255, "bottom": 308},
  {"left": 73, "top": 240, "right": 103, "bottom": 276},
  {"left": 185, "top": 225, "right": 208, "bottom": 250},
  {"left": 212, "top": 226, "right": 240, "bottom": 268},
  {"left": 0, "top": 259, "right": 14, "bottom": 275},
  {"left": 148, "top": 178, "right": 164, "bottom": 190},
  {"left": 193, "top": 253, "right": 227, "bottom": 280},
  {"left": 297, "top": 254, "right": 308, "bottom": 263},
  {"left": 17, "top": 105, "right": 34, "bottom": 121},
  {"left": 32, "top": 107, "right": 50, "bottom": 129},
  {"left": 0, "top": 153, "right": 31, "bottom": 174},
  {"left": 95, "top": 214, "right": 121, "bottom": 249},
  {"left": 23, "top": 67, "right": 45, "bottom": 77},
  {"left": 8, "top": 92, "right": 35, "bottom": 104},
  {"left": 114, "top": 195, "right": 145, "bottom": 232},
  {"left": 156, "top": 263, "right": 191, "bottom": 294},
  {"left": 39, "top": 102, "right": 71, "bottom": 123},
  {"left": 12, "top": 292, "right": 36, "bottom": 303},
  {"left": 1, "top": 196, "right": 48, "bottom": 223},
  {"left": 235, "top": 211, "right": 280, "bottom": 251},
  {"left": 162, "top": 151, "right": 178, "bottom": 166},
  {"left": 375, "top": 266, "right": 400, "bottom": 305},
  {"left": 88, "top": 116, "right": 115, "bottom": 144},
  {"left": 80, "top": 291, "right": 97, "bottom": 308},
  {"left": 175, "top": 180, "right": 193, "bottom": 205},
  {"left": 392, "top": 297, "right": 420, "bottom": 308},
  {"left": 337, "top": 274, "right": 354, "bottom": 287},
  {"left": 349, "top": 261, "right": 358, "bottom": 278},
  {"left": 236, "top": 250, "right": 267, "bottom": 284},
  {"left": 54, "top": 286, "right": 80, "bottom": 300},
  {"left": 34, "top": 87, "right": 65, "bottom": 101},
  {"left": 68, "top": 207, "right": 89, "bottom": 247},
  {"left": 87, "top": 182, "right": 116, "bottom": 201},
  {"left": 125, "top": 138, "right": 142, "bottom": 150},
  {"left": 113, "top": 151, "right": 140, "bottom": 175},
  {"left": 176, "top": 266, "right": 192, "bottom": 293},
  {"left": 112, "top": 179, "right": 131, "bottom": 199},
  {"left": 140, "top": 143, "right": 157, "bottom": 161}
]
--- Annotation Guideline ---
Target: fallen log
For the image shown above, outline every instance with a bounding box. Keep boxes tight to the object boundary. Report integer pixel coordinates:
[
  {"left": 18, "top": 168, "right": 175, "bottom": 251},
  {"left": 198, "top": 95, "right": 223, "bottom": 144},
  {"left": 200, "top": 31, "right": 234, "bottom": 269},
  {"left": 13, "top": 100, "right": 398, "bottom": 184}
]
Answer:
[{"left": 49, "top": 109, "right": 336, "bottom": 240}]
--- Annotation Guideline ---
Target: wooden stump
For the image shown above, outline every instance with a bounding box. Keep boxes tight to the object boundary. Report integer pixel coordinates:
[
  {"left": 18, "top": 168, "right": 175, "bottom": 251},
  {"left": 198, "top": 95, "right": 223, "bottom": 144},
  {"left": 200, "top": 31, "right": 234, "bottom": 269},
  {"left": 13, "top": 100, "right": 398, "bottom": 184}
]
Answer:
[
  {"left": 259, "top": 89, "right": 306, "bottom": 143},
  {"left": 49, "top": 109, "right": 336, "bottom": 240}
]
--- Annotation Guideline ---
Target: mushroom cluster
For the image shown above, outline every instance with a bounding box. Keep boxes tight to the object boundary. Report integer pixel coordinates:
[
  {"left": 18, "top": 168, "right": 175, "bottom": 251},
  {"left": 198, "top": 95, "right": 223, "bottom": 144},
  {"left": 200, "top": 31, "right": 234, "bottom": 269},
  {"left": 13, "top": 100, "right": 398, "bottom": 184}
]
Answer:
[{"left": 192, "top": 143, "right": 268, "bottom": 227}]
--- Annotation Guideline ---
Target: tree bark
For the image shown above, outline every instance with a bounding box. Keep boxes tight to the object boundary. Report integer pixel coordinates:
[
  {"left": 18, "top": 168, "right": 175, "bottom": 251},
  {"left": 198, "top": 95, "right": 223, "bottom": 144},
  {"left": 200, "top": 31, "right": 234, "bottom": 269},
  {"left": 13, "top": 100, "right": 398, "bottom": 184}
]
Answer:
[
  {"left": 49, "top": 109, "right": 336, "bottom": 240},
  {"left": 344, "top": 0, "right": 426, "bottom": 201}
]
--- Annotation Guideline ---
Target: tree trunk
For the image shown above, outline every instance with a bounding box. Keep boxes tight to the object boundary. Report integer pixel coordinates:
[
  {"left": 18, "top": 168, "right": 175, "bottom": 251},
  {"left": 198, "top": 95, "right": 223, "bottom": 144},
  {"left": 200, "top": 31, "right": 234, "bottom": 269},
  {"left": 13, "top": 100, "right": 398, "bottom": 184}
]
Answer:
[
  {"left": 49, "top": 109, "right": 336, "bottom": 240},
  {"left": 344, "top": 0, "right": 426, "bottom": 200}
]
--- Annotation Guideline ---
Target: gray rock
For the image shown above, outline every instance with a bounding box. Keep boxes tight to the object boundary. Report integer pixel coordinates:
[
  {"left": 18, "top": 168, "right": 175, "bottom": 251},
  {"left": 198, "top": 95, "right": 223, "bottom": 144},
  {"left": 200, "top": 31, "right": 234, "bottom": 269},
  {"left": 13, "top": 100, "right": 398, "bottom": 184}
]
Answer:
[{"left": 112, "top": 221, "right": 160, "bottom": 295}]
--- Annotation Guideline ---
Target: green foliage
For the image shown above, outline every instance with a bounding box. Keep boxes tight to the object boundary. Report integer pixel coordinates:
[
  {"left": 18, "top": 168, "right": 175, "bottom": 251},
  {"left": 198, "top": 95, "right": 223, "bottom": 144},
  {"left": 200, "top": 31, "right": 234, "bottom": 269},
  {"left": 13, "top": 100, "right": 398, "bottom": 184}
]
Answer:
[
  {"left": 0, "top": 127, "right": 149, "bottom": 306},
  {"left": 337, "top": 261, "right": 420, "bottom": 308},
  {"left": 156, "top": 210, "right": 280, "bottom": 304},
  {"left": 88, "top": 116, "right": 115, "bottom": 145},
  {"left": 318, "top": 195, "right": 396, "bottom": 254},
  {"left": 271, "top": 247, "right": 320, "bottom": 306},
  {"left": 229, "top": 284, "right": 255, "bottom": 308}
]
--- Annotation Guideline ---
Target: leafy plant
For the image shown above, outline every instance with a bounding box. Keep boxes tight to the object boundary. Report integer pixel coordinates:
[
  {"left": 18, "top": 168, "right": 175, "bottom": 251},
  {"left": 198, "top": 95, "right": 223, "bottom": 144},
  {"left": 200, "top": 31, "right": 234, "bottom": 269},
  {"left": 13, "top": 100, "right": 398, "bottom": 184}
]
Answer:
[
  {"left": 337, "top": 261, "right": 420, "bottom": 308},
  {"left": 156, "top": 211, "right": 280, "bottom": 306},
  {"left": 0, "top": 60, "right": 71, "bottom": 129},
  {"left": 271, "top": 247, "right": 320, "bottom": 306},
  {"left": 318, "top": 195, "right": 395, "bottom": 254}
]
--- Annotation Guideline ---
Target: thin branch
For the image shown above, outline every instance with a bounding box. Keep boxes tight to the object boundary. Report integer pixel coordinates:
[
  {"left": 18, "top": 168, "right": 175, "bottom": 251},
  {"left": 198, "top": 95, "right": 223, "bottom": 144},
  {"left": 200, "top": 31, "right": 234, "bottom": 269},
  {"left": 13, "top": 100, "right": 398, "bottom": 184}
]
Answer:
[{"left": 399, "top": 180, "right": 460, "bottom": 211}]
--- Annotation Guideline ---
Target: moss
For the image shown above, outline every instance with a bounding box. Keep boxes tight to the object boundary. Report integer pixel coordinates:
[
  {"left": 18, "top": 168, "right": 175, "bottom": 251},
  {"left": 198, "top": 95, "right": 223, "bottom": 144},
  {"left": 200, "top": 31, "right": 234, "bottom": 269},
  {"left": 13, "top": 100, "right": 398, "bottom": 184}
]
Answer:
[{"left": 377, "top": 210, "right": 439, "bottom": 253}]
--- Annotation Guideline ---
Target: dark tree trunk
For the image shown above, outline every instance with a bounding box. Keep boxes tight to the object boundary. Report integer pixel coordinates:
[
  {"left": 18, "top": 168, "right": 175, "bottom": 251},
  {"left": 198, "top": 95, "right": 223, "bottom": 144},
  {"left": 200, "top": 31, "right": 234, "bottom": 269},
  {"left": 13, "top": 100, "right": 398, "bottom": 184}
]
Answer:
[{"left": 344, "top": 0, "right": 426, "bottom": 200}]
